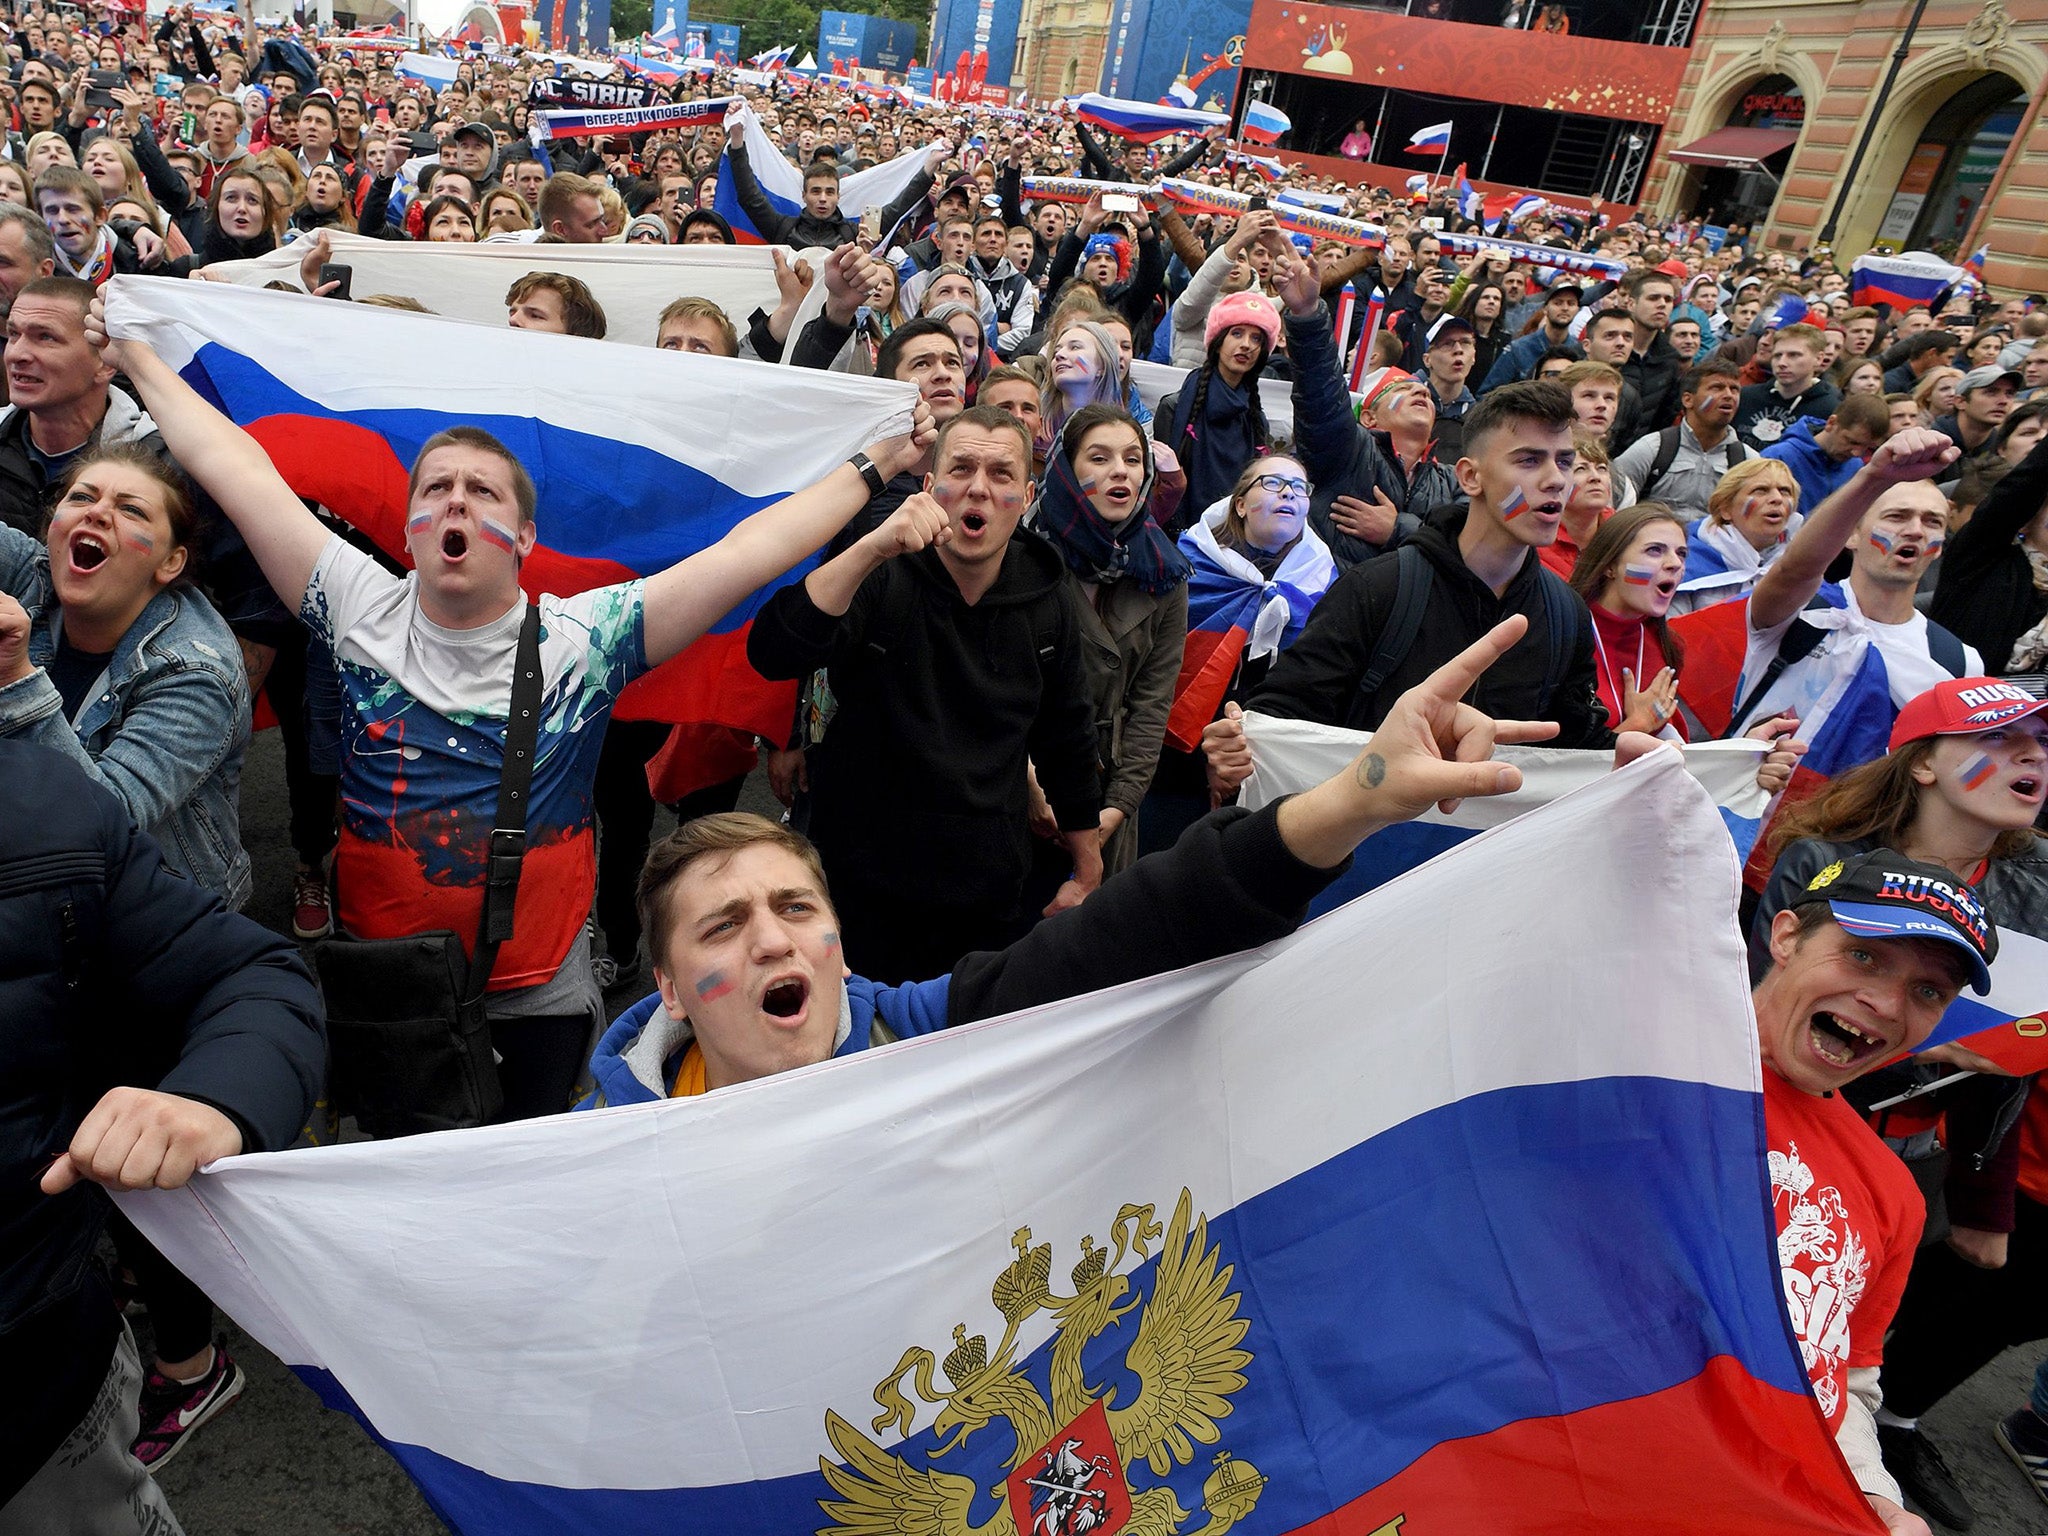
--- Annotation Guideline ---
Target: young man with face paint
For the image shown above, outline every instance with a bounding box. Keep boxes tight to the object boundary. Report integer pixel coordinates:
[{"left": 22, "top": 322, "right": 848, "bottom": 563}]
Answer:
[
  {"left": 93, "top": 305, "right": 938, "bottom": 1122},
  {"left": 747, "top": 405, "right": 1104, "bottom": 985},
  {"left": 1731, "top": 429, "right": 1980, "bottom": 752},
  {"left": 588, "top": 614, "right": 1558, "bottom": 1104},
  {"left": 1203, "top": 380, "right": 1615, "bottom": 798},
  {"left": 1743, "top": 848, "right": 1998, "bottom": 1536}
]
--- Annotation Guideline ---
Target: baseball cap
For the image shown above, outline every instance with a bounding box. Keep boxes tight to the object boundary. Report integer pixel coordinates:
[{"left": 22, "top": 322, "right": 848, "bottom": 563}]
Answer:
[
  {"left": 1889, "top": 676, "right": 2048, "bottom": 751},
  {"left": 1958, "top": 363, "right": 2023, "bottom": 395},
  {"left": 1800, "top": 849, "right": 1996, "bottom": 994},
  {"left": 1544, "top": 277, "right": 1587, "bottom": 300},
  {"left": 1424, "top": 312, "right": 1474, "bottom": 350},
  {"left": 448, "top": 120, "right": 494, "bottom": 147}
]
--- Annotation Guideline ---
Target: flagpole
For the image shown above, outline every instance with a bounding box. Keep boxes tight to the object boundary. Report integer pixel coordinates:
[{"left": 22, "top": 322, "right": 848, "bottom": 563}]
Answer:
[
  {"left": 1435, "top": 134, "right": 1449, "bottom": 193},
  {"left": 1480, "top": 105, "right": 1503, "bottom": 180},
  {"left": 1370, "top": 91, "right": 1389, "bottom": 164}
]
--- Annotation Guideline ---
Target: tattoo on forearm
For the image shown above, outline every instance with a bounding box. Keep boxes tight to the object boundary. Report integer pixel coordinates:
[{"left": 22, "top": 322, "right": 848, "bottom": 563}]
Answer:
[{"left": 1359, "top": 752, "right": 1386, "bottom": 789}]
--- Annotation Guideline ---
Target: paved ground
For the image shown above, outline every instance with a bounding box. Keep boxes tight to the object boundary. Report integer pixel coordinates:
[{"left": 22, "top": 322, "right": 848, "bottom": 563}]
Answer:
[{"left": 144, "top": 731, "right": 2048, "bottom": 1534}]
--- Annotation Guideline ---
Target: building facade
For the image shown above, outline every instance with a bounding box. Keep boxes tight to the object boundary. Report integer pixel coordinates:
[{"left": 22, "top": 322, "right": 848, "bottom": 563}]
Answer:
[
  {"left": 1643, "top": 0, "right": 2048, "bottom": 291},
  {"left": 1014, "top": 0, "right": 1116, "bottom": 99}
]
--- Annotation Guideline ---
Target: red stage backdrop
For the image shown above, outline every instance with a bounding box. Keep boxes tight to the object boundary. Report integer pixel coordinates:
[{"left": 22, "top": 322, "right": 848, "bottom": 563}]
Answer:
[{"left": 1244, "top": 1, "right": 1688, "bottom": 123}]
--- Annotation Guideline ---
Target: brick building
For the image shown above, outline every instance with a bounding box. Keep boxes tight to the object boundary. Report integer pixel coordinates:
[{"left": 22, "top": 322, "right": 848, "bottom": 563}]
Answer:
[
  {"left": 1014, "top": 0, "right": 1116, "bottom": 99},
  {"left": 1644, "top": 0, "right": 2048, "bottom": 291}
]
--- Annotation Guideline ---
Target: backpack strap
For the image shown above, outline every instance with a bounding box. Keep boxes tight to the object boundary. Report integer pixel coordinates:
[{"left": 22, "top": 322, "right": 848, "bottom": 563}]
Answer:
[
  {"left": 1533, "top": 566, "right": 1578, "bottom": 712},
  {"left": 1926, "top": 618, "right": 1968, "bottom": 679},
  {"left": 1355, "top": 544, "right": 1432, "bottom": 716},
  {"left": 1722, "top": 598, "right": 1832, "bottom": 739},
  {"left": 1638, "top": 426, "right": 1682, "bottom": 498}
]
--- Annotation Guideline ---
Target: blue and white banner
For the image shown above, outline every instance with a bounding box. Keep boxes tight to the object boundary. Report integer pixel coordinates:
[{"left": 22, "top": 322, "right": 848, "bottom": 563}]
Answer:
[
  {"left": 535, "top": 97, "right": 733, "bottom": 141},
  {"left": 114, "top": 754, "right": 1875, "bottom": 1534},
  {"left": 1241, "top": 714, "right": 1770, "bottom": 918},
  {"left": 714, "top": 102, "right": 933, "bottom": 243}
]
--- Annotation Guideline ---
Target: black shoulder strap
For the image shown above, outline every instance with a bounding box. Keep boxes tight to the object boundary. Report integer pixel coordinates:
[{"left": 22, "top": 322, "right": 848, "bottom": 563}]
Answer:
[
  {"left": 1639, "top": 426, "right": 1682, "bottom": 497},
  {"left": 1723, "top": 599, "right": 1831, "bottom": 739},
  {"left": 1534, "top": 566, "right": 1577, "bottom": 711},
  {"left": 465, "top": 603, "right": 543, "bottom": 1004},
  {"left": 1926, "top": 618, "right": 1967, "bottom": 678},
  {"left": 1355, "top": 544, "right": 1432, "bottom": 713}
]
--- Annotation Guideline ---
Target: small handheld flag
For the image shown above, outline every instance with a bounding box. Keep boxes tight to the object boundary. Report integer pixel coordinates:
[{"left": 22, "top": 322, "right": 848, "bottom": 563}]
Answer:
[
  {"left": 1241, "top": 101, "right": 1291, "bottom": 146},
  {"left": 1406, "top": 121, "right": 1452, "bottom": 155}
]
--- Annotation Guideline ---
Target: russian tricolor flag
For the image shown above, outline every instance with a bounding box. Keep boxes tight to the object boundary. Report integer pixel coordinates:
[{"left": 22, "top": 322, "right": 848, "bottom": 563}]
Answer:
[
  {"left": 102, "top": 276, "right": 914, "bottom": 737},
  {"left": 115, "top": 753, "right": 1884, "bottom": 1536},
  {"left": 1067, "top": 91, "right": 1228, "bottom": 143},
  {"left": 396, "top": 50, "right": 459, "bottom": 89},
  {"left": 1405, "top": 119, "right": 1452, "bottom": 154},
  {"left": 1240, "top": 100, "right": 1291, "bottom": 145},
  {"left": 714, "top": 102, "right": 933, "bottom": 244},
  {"left": 1850, "top": 249, "right": 1962, "bottom": 312}
]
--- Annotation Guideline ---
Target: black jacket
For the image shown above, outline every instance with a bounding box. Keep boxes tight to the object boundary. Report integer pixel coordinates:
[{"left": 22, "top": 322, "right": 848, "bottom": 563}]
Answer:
[
  {"left": 1075, "top": 122, "right": 1213, "bottom": 184},
  {"left": 949, "top": 799, "right": 1342, "bottom": 1022},
  {"left": 1042, "top": 226, "right": 1166, "bottom": 332},
  {"left": 1621, "top": 330, "right": 1685, "bottom": 436},
  {"left": 1, "top": 742, "right": 323, "bottom": 1500},
  {"left": 1284, "top": 303, "right": 1457, "bottom": 566},
  {"left": 725, "top": 143, "right": 933, "bottom": 250},
  {"left": 129, "top": 121, "right": 210, "bottom": 249},
  {"left": 1931, "top": 434, "right": 2048, "bottom": 671},
  {"left": 1250, "top": 505, "right": 1615, "bottom": 746},
  {"left": 747, "top": 533, "right": 1102, "bottom": 912}
]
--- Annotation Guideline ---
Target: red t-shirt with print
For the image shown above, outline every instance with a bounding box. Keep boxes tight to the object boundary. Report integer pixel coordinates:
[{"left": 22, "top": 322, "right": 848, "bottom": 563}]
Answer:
[{"left": 1763, "top": 1067, "right": 1924, "bottom": 1429}]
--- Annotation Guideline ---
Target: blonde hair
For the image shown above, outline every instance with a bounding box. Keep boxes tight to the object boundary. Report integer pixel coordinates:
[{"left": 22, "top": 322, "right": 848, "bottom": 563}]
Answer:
[{"left": 1706, "top": 457, "right": 1799, "bottom": 525}]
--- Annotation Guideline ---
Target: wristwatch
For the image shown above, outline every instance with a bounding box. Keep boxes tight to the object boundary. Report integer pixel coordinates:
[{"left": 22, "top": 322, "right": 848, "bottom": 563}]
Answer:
[{"left": 849, "top": 450, "right": 887, "bottom": 497}]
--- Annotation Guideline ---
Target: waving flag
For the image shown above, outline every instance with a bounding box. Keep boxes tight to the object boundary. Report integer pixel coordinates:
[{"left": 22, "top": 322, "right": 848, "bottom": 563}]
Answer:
[
  {"left": 1454, "top": 166, "right": 1481, "bottom": 222},
  {"left": 396, "top": 50, "right": 459, "bottom": 88},
  {"left": 1850, "top": 249, "right": 1962, "bottom": 311},
  {"left": 715, "top": 102, "right": 933, "bottom": 244},
  {"left": 1223, "top": 148, "right": 1285, "bottom": 181},
  {"left": 104, "top": 277, "right": 913, "bottom": 735},
  {"left": 1067, "top": 91, "right": 1228, "bottom": 142},
  {"left": 204, "top": 231, "right": 786, "bottom": 352},
  {"left": 1406, "top": 120, "right": 1452, "bottom": 154},
  {"left": 750, "top": 42, "right": 795, "bottom": 69},
  {"left": 1240, "top": 100, "right": 1290, "bottom": 145},
  {"left": 1242, "top": 713, "right": 1771, "bottom": 917},
  {"left": 116, "top": 754, "right": 1882, "bottom": 1536}
]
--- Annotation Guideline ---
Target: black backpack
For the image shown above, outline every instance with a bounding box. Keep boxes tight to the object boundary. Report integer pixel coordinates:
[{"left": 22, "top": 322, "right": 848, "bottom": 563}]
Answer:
[
  {"left": 1351, "top": 544, "right": 1577, "bottom": 723},
  {"left": 1637, "top": 425, "right": 1747, "bottom": 501}
]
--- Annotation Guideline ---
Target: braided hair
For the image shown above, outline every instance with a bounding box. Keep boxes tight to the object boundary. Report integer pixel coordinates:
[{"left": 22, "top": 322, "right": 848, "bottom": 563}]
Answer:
[{"left": 1174, "top": 331, "right": 1274, "bottom": 471}]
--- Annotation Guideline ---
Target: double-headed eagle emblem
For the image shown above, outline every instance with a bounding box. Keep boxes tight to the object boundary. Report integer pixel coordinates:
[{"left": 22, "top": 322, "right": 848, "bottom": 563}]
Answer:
[{"left": 817, "top": 1189, "right": 1265, "bottom": 1536}]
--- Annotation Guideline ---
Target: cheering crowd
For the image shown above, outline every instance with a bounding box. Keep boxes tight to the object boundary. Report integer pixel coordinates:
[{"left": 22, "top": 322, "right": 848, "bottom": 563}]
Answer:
[{"left": 5, "top": 2, "right": 2048, "bottom": 1532}]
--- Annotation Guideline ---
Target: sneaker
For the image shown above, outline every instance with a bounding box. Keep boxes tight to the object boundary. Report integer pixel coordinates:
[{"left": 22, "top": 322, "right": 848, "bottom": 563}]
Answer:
[
  {"left": 133, "top": 1343, "right": 245, "bottom": 1473},
  {"left": 1995, "top": 1407, "right": 2048, "bottom": 1507},
  {"left": 593, "top": 952, "right": 641, "bottom": 994},
  {"left": 290, "top": 871, "right": 333, "bottom": 941},
  {"left": 1879, "top": 1422, "right": 1976, "bottom": 1530}
]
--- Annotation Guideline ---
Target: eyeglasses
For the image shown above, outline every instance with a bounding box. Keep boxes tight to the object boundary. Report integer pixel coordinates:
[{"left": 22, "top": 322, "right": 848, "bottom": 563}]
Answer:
[{"left": 1250, "top": 474, "right": 1311, "bottom": 499}]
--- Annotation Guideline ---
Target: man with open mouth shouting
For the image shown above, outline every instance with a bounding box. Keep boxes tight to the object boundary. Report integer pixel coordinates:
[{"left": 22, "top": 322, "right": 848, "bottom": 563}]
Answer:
[
  {"left": 89, "top": 298, "right": 937, "bottom": 1124},
  {"left": 1750, "top": 848, "right": 1997, "bottom": 1536}
]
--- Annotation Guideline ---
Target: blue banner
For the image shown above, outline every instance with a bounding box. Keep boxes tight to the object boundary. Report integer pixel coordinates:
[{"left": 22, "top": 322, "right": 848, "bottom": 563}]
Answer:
[
  {"left": 709, "top": 22, "right": 741, "bottom": 63},
  {"left": 1100, "top": 0, "right": 1248, "bottom": 108},
  {"left": 906, "top": 65, "right": 934, "bottom": 96},
  {"left": 865, "top": 17, "right": 918, "bottom": 72},
  {"left": 930, "top": 0, "right": 1022, "bottom": 89},
  {"left": 817, "top": 9, "right": 866, "bottom": 71}
]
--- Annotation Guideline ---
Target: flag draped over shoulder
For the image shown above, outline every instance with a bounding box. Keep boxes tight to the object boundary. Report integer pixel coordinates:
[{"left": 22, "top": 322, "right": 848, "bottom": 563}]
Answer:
[
  {"left": 105, "top": 276, "right": 914, "bottom": 735},
  {"left": 116, "top": 754, "right": 1880, "bottom": 1535},
  {"left": 206, "top": 231, "right": 787, "bottom": 350},
  {"left": 1240, "top": 712, "right": 1772, "bottom": 917},
  {"left": 714, "top": 103, "right": 932, "bottom": 243}
]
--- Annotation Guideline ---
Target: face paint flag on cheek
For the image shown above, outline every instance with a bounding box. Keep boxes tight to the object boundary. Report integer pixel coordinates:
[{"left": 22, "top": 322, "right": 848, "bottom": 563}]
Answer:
[
  {"left": 694, "top": 970, "right": 736, "bottom": 1002},
  {"left": 1500, "top": 484, "right": 1529, "bottom": 522},
  {"left": 1869, "top": 531, "right": 1897, "bottom": 555},
  {"left": 1959, "top": 752, "right": 1997, "bottom": 791},
  {"left": 1622, "top": 564, "right": 1656, "bottom": 586},
  {"left": 406, "top": 511, "right": 433, "bottom": 537},
  {"left": 122, "top": 529, "right": 156, "bottom": 554},
  {"left": 477, "top": 516, "right": 520, "bottom": 553}
]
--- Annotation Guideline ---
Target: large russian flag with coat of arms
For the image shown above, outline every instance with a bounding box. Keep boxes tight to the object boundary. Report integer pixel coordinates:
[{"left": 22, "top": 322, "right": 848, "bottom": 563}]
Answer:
[
  {"left": 103, "top": 277, "right": 915, "bottom": 735},
  {"left": 118, "top": 755, "right": 1887, "bottom": 1535}
]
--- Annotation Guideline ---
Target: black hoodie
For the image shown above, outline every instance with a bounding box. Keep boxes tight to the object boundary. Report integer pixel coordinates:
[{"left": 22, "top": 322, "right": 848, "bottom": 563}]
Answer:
[
  {"left": 748, "top": 530, "right": 1101, "bottom": 911},
  {"left": 1249, "top": 504, "right": 1614, "bottom": 746}
]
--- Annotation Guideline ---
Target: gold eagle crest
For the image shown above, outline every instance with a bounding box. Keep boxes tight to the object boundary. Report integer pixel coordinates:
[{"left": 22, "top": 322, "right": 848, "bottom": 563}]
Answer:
[{"left": 816, "top": 1188, "right": 1263, "bottom": 1536}]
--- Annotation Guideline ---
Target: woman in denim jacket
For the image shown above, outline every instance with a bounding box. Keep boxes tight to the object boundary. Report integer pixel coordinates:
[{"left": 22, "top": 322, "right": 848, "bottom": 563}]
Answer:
[{"left": 0, "top": 443, "right": 251, "bottom": 908}]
